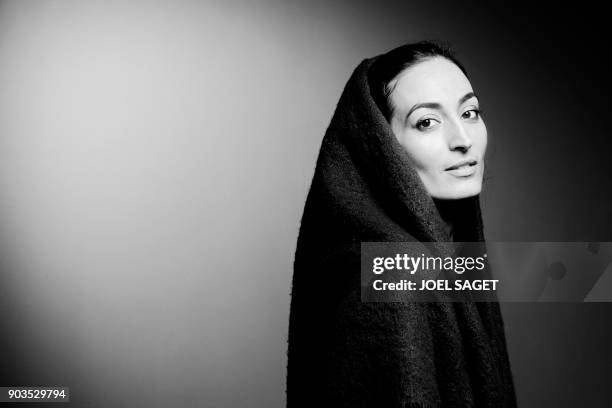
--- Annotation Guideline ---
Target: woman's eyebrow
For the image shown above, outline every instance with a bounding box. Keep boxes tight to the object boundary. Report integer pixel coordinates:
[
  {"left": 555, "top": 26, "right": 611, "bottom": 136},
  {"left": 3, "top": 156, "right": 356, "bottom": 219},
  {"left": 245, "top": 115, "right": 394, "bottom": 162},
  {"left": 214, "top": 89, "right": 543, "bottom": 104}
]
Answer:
[
  {"left": 406, "top": 102, "right": 441, "bottom": 119},
  {"left": 459, "top": 91, "right": 478, "bottom": 105},
  {"left": 404, "top": 92, "right": 479, "bottom": 125}
]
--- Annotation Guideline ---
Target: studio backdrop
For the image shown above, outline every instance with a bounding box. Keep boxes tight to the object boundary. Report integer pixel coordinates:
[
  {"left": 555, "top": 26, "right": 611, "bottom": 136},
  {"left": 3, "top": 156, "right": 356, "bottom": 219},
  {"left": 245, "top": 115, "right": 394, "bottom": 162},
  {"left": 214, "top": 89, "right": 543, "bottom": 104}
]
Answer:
[{"left": 0, "top": 1, "right": 610, "bottom": 407}]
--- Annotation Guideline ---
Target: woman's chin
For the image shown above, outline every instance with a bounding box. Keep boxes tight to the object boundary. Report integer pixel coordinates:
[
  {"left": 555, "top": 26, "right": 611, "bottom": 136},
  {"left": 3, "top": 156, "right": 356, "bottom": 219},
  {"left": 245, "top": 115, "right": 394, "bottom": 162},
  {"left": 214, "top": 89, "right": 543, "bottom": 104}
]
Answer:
[{"left": 428, "top": 182, "right": 482, "bottom": 200}]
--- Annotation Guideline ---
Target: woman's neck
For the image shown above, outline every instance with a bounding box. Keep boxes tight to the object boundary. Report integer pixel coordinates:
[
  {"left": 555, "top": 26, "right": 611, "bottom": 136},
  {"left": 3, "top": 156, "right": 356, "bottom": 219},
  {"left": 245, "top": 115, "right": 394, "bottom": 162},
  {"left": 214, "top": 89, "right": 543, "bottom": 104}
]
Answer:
[
  {"left": 432, "top": 197, "right": 473, "bottom": 241},
  {"left": 433, "top": 196, "right": 480, "bottom": 242},
  {"left": 433, "top": 198, "right": 454, "bottom": 241}
]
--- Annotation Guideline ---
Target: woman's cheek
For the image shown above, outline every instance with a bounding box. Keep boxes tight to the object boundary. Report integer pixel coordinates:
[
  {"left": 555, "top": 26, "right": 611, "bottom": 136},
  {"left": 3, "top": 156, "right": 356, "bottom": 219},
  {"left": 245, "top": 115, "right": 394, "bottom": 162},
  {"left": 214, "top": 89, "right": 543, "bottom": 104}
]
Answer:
[
  {"left": 413, "top": 138, "right": 445, "bottom": 172},
  {"left": 398, "top": 131, "right": 445, "bottom": 172},
  {"left": 474, "top": 123, "right": 488, "bottom": 149}
]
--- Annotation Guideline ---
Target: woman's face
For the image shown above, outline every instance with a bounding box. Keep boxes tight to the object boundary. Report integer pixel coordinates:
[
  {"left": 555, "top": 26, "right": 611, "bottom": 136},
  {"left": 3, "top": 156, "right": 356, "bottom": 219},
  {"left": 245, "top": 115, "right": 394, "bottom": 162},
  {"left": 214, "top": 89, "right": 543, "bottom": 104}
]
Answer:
[{"left": 389, "top": 56, "right": 487, "bottom": 199}]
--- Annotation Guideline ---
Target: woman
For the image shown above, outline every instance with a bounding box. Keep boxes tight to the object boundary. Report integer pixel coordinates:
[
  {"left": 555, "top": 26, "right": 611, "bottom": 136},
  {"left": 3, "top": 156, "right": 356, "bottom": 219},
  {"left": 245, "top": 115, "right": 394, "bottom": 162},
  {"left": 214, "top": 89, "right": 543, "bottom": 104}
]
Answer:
[{"left": 286, "top": 41, "right": 517, "bottom": 407}]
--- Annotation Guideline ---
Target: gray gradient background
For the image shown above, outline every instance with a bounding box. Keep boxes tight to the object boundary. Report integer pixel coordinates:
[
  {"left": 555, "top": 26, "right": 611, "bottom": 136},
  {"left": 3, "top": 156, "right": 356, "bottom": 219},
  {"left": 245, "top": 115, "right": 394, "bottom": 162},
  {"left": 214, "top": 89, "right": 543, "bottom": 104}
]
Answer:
[{"left": 0, "top": 1, "right": 610, "bottom": 407}]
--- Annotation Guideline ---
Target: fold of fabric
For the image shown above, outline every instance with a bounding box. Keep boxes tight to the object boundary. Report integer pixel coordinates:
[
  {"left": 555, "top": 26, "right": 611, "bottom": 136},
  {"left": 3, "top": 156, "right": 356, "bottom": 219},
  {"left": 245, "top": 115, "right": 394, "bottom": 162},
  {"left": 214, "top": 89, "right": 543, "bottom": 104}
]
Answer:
[{"left": 286, "top": 56, "right": 517, "bottom": 407}]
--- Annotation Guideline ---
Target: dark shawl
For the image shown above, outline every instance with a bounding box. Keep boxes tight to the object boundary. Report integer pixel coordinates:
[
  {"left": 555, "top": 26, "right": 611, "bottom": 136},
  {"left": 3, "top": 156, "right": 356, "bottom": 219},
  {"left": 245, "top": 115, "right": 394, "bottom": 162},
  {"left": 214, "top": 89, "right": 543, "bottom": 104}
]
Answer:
[{"left": 286, "top": 56, "right": 517, "bottom": 407}]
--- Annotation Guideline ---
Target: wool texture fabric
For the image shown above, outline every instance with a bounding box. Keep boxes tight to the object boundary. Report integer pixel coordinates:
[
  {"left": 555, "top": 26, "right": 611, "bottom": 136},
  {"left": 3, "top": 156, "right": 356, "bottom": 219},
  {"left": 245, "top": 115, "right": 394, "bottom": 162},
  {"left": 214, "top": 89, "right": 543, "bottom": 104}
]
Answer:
[{"left": 285, "top": 56, "right": 517, "bottom": 407}]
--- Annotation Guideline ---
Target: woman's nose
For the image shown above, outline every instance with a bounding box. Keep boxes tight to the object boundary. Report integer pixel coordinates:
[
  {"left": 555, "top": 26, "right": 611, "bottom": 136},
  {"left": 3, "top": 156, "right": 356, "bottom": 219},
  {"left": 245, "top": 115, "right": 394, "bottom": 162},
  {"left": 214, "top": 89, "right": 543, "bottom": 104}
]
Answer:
[{"left": 447, "top": 121, "right": 473, "bottom": 152}]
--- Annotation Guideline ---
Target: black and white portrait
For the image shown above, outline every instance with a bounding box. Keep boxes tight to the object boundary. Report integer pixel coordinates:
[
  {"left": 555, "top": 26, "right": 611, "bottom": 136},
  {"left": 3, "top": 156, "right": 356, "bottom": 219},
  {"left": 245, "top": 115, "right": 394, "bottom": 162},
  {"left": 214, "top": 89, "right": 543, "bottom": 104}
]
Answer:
[{"left": 0, "top": 1, "right": 610, "bottom": 407}]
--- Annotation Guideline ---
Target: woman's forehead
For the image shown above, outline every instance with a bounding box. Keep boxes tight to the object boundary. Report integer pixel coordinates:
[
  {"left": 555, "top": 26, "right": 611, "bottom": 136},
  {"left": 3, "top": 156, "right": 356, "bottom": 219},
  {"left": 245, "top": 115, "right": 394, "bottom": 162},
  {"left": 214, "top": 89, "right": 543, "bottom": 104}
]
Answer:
[{"left": 391, "top": 57, "right": 474, "bottom": 107}]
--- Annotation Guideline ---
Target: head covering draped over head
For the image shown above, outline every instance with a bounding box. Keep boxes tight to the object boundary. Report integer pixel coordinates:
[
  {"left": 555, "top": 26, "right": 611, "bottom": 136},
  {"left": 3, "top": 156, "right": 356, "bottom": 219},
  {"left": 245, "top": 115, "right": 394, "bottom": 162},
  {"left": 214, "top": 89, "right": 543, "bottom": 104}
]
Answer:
[{"left": 286, "top": 56, "right": 517, "bottom": 407}]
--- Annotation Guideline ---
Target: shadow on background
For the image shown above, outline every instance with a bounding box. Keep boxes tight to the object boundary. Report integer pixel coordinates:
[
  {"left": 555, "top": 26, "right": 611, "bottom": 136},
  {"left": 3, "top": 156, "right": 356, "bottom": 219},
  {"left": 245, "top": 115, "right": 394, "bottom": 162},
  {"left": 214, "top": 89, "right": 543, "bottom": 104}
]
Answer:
[{"left": 0, "top": 0, "right": 610, "bottom": 407}]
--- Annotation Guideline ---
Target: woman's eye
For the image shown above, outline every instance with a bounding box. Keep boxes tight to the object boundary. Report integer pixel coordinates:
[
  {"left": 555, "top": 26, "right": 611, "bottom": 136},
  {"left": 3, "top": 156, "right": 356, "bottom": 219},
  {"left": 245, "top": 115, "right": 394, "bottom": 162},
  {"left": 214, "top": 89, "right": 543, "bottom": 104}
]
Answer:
[
  {"left": 462, "top": 109, "right": 480, "bottom": 120},
  {"left": 415, "top": 118, "right": 438, "bottom": 131}
]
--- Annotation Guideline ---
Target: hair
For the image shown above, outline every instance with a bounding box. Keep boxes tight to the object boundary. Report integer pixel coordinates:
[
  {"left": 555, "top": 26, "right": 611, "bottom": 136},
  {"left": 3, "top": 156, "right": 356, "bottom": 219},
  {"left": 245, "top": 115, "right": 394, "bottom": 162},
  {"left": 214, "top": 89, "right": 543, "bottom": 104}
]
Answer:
[{"left": 368, "top": 40, "right": 469, "bottom": 122}]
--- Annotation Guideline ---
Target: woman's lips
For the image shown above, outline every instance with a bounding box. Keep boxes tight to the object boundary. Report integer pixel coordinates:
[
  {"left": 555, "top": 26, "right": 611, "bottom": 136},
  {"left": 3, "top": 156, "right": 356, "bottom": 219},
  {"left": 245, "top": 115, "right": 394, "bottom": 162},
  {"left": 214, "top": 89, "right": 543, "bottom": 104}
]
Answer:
[{"left": 445, "top": 161, "right": 478, "bottom": 177}]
